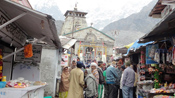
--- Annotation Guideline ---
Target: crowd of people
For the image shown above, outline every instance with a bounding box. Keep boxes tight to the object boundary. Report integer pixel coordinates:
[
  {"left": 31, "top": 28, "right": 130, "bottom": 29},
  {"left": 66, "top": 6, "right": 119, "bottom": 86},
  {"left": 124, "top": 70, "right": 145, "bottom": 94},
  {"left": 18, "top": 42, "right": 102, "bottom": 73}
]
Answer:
[{"left": 58, "top": 59, "right": 138, "bottom": 98}]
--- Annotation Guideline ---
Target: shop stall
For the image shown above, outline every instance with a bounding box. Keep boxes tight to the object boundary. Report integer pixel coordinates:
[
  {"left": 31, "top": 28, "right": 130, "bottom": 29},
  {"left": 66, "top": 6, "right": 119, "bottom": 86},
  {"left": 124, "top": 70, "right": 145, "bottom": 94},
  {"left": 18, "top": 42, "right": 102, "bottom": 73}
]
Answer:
[
  {"left": 136, "top": 40, "right": 175, "bottom": 98},
  {"left": 0, "top": 0, "right": 62, "bottom": 97}
]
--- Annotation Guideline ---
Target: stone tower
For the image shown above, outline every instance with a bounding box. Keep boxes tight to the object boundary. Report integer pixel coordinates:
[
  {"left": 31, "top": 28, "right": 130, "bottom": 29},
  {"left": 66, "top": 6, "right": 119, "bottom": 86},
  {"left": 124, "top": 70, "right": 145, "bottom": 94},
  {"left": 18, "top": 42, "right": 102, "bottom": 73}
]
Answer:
[{"left": 61, "top": 5, "right": 88, "bottom": 35}]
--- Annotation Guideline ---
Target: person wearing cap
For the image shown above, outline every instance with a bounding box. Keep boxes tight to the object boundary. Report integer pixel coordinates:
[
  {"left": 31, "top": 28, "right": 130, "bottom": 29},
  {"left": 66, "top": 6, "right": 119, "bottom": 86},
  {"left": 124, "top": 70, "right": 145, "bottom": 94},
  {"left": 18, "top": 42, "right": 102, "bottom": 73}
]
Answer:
[
  {"left": 97, "top": 61, "right": 105, "bottom": 98},
  {"left": 106, "top": 61, "right": 119, "bottom": 98},
  {"left": 122, "top": 62, "right": 135, "bottom": 98},
  {"left": 91, "top": 62, "right": 99, "bottom": 85},
  {"left": 84, "top": 69, "right": 98, "bottom": 98},
  {"left": 59, "top": 65, "right": 70, "bottom": 98},
  {"left": 67, "top": 61, "right": 84, "bottom": 98},
  {"left": 119, "top": 65, "right": 125, "bottom": 98}
]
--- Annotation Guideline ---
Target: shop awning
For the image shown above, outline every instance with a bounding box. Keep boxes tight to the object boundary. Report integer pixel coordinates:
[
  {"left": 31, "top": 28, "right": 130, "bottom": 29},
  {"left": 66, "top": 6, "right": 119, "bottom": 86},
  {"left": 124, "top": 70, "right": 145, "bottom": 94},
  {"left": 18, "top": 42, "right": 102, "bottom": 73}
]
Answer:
[
  {"left": 124, "top": 42, "right": 134, "bottom": 49},
  {"left": 139, "top": 9, "right": 175, "bottom": 43},
  {"left": 124, "top": 40, "right": 153, "bottom": 56},
  {"left": 59, "top": 36, "right": 77, "bottom": 49},
  {"left": 0, "top": 0, "right": 61, "bottom": 48}
]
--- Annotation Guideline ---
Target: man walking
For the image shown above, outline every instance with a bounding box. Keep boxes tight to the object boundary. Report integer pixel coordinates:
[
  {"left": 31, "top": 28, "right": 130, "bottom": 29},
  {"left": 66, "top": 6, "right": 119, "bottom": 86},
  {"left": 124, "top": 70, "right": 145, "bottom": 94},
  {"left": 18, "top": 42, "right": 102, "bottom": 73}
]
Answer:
[
  {"left": 122, "top": 62, "right": 135, "bottom": 98},
  {"left": 97, "top": 61, "right": 105, "bottom": 98},
  {"left": 106, "top": 61, "right": 119, "bottom": 98},
  {"left": 115, "top": 62, "right": 122, "bottom": 98},
  {"left": 67, "top": 61, "right": 84, "bottom": 98}
]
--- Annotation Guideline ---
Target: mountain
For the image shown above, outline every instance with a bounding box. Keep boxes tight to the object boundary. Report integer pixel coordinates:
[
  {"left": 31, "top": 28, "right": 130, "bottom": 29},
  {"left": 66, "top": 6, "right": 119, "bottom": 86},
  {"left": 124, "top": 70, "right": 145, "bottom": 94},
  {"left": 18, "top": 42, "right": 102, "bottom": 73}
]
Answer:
[
  {"left": 55, "top": 20, "right": 64, "bottom": 35},
  {"left": 29, "top": 0, "right": 153, "bottom": 30},
  {"left": 33, "top": 1, "right": 64, "bottom": 20},
  {"left": 102, "top": 0, "right": 160, "bottom": 47},
  {"left": 85, "top": 0, "right": 153, "bottom": 30},
  {"left": 103, "top": 0, "right": 160, "bottom": 34}
]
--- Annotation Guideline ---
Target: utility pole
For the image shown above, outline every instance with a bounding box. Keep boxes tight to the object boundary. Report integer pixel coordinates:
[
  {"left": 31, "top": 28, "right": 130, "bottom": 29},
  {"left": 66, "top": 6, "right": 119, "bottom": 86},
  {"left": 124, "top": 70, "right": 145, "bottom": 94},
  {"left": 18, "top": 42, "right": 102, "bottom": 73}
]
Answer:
[{"left": 69, "top": 3, "right": 77, "bottom": 67}]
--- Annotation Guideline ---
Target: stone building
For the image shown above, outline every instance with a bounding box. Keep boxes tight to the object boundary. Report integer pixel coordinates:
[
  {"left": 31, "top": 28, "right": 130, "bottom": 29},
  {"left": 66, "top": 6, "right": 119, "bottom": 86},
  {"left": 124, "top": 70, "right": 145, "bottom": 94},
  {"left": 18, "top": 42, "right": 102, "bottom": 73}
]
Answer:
[{"left": 61, "top": 6, "right": 114, "bottom": 63}]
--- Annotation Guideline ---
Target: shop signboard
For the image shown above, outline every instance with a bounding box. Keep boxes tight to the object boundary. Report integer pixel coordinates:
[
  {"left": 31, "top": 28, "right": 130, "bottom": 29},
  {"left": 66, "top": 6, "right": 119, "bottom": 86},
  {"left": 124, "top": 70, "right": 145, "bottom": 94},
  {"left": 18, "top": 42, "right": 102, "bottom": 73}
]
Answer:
[
  {"left": 0, "top": 10, "right": 27, "bottom": 46},
  {"left": 61, "top": 55, "right": 68, "bottom": 66},
  {"left": 146, "top": 44, "right": 159, "bottom": 64},
  {"left": 15, "top": 45, "right": 42, "bottom": 63}
]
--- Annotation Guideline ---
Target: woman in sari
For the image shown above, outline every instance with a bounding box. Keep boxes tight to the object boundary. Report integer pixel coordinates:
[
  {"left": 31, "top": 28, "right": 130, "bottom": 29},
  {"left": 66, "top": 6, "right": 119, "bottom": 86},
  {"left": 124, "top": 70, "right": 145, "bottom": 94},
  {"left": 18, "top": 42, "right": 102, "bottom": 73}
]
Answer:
[{"left": 59, "top": 66, "right": 70, "bottom": 98}]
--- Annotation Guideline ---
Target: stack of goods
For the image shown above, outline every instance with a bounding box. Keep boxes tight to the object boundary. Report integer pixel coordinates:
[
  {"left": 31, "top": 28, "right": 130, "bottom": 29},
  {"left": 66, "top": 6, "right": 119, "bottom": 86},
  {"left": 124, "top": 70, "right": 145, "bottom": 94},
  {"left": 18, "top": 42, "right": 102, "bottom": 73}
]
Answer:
[
  {"left": 153, "top": 95, "right": 174, "bottom": 98},
  {"left": 6, "top": 77, "right": 46, "bottom": 88},
  {"left": 150, "top": 88, "right": 173, "bottom": 93},
  {"left": 137, "top": 80, "right": 154, "bottom": 93},
  {"left": 150, "top": 82, "right": 175, "bottom": 94},
  {"left": 140, "top": 51, "right": 146, "bottom": 81}
]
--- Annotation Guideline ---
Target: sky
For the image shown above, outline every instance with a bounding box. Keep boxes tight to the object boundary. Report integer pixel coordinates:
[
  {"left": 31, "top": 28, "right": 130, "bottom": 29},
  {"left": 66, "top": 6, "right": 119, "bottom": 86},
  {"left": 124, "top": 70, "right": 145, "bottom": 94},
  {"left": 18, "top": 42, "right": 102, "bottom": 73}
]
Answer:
[{"left": 29, "top": 0, "right": 153, "bottom": 15}]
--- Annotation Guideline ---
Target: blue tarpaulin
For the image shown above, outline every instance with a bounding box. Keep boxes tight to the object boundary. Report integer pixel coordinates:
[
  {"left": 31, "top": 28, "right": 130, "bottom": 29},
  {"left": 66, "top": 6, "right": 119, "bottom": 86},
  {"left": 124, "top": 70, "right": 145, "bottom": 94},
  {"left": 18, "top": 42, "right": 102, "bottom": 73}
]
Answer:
[{"left": 124, "top": 40, "right": 153, "bottom": 56}]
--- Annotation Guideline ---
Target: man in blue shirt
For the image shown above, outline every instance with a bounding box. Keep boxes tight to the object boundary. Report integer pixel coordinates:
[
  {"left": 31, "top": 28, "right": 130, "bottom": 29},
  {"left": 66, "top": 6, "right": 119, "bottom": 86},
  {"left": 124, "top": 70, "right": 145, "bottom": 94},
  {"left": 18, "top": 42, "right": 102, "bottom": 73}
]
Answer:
[
  {"left": 122, "top": 61, "right": 135, "bottom": 98},
  {"left": 106, "top": 62, "right": 119, "bottom": 98}
]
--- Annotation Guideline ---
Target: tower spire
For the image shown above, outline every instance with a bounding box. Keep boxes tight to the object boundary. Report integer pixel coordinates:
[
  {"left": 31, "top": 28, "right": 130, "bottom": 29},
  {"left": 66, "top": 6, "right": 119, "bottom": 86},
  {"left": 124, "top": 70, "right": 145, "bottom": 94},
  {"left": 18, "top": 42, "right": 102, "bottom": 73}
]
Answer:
[{"left": 74, "top": 2, "right": 78, "bottom": 11}]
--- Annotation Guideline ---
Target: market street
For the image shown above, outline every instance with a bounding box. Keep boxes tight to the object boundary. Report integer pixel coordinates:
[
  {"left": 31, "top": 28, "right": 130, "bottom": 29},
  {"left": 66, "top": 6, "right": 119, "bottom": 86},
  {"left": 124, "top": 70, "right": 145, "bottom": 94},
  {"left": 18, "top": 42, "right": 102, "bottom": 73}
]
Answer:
[{"left": 0, "top": 0, "right": 175, "bottom": 98}]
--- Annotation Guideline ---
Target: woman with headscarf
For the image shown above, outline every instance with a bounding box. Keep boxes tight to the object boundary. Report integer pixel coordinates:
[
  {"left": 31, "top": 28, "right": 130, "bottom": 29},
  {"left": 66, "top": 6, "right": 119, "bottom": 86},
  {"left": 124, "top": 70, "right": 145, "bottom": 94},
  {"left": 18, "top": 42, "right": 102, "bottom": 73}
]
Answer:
[
  {"left": 84, "top": 69, "right": 98, "bottom": 98},
  {"left": 90, "top": 62, "right": 99, "bottom": 85},
  {"left": 59, "top": 65, "right": 70, "bottom": 98}
]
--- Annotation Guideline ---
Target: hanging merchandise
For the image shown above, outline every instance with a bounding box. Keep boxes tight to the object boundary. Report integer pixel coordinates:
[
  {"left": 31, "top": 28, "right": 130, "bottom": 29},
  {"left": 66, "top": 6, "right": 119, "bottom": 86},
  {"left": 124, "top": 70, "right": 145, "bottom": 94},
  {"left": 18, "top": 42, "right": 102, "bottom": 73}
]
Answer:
[
  {"left": 172, "top": 46, "right": 175, "bottom": 65},
  {"left": 171, "top": 36, "right": 175, "bottom": 45},
  {"left": 166, "top": 47, "right": 172, "bottom": 63},
  {"left": 140, "top": 75, "right": 146, "bottom": 81},
  {"left": 24, "top": 44, "right": 33, "bottom": 58},
  {"left": 162, "top": 50, "right": 166, "bottom": 64},
  {"left": 146, "top": 44, "right": 159, "bottom": 64},
  {"left": 154, "top": 49, "right": 160, "bottom": 63},
  {"left": 166, "top": 52, "right": 170, "bottom": 63}
]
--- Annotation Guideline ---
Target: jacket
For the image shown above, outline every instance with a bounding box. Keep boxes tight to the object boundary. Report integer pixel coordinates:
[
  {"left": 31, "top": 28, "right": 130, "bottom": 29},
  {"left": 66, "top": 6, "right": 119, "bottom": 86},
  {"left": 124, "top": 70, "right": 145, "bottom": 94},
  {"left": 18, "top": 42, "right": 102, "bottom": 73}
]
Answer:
[
  {"left": 115, "top": 67, "right": 122, "bottom": 85},
  {"left": 106, "top": 65, "right": 118, "bottom": 84},
  {"left": 85, "top": 74, "right": 98, "bottom": 97},
  {"left": 97, "top": 67, "right": 105, "bottom": 84}
]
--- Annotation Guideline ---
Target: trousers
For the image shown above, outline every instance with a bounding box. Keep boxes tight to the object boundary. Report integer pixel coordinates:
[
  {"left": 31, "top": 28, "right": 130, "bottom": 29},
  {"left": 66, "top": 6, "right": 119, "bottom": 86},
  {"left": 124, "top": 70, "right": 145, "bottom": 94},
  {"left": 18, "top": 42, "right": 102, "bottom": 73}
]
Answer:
[
  {"left": 106, "top": 84, "right": 118, "bottom": 98},
  {"left": 122, "top": 86, "right": 133, "bottom": 98}
]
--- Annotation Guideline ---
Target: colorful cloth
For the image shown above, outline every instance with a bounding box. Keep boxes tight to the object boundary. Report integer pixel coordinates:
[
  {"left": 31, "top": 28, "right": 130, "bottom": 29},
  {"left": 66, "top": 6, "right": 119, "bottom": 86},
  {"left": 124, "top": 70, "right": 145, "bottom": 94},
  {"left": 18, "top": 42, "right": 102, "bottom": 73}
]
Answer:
[
  {"left": 92, "top": 69, "right": 99, "bottom": 85},
  {"left": 59, "top": 91, "right": 68, "bottom": 98}
]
